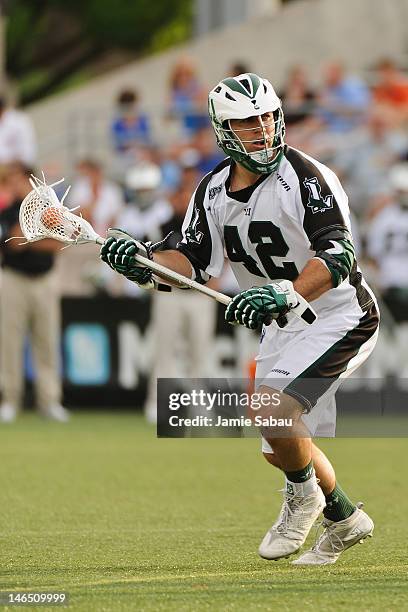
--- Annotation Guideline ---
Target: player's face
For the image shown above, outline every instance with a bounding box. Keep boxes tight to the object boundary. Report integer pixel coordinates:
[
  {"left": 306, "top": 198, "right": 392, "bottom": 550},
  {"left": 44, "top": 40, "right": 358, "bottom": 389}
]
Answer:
[{"left": 229, "top": 112, "right": 275, "bottom": 154}]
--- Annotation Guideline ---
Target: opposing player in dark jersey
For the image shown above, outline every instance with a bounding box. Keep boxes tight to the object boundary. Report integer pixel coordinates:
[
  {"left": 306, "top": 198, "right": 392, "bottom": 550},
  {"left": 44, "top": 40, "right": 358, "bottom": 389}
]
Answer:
[{"left": 100, "top": 73, "right": 379, "bottom": 565}]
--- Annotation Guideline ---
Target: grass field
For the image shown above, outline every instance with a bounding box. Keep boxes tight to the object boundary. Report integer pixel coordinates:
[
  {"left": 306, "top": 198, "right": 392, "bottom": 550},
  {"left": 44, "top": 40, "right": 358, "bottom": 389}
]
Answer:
[{"left": 0, "top": 413, "right": 407, "bottom": 611}]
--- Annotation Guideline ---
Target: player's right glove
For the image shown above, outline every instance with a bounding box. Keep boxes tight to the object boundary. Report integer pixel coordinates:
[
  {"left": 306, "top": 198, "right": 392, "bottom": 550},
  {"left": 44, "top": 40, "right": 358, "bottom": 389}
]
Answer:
[
  {"left": 101, "top": 236, "right": 154, "bottom": 288},
  {"left": 100, "top": 228, "right": 172, "bottom": 291}
]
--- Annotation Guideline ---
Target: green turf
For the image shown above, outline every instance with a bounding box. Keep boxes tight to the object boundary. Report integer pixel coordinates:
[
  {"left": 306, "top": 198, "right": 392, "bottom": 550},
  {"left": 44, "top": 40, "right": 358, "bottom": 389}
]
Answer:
[{"left": 0, "top": 413, "right": 406, "bottom": 611}]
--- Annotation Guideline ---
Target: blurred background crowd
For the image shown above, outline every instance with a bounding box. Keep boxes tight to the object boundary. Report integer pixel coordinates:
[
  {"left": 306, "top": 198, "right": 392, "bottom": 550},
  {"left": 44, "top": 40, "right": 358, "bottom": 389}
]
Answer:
[
  {"left": 0, "top": 0, "right": 408, "bottom": 421},
  {"left": 2, "top": 55, "right": 407, "bottom": 300}
]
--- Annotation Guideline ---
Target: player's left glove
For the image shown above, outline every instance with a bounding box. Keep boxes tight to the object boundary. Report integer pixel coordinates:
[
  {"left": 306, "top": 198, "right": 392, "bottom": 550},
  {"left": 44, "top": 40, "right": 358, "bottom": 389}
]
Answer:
[{"left": 225, "top": 281, "right": 298, "bottom": 330}]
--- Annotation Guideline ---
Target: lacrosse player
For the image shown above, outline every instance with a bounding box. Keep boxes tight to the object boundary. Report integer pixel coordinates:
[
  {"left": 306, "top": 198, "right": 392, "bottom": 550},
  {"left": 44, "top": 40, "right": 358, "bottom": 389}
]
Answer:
[{"left": 100, "top": 73, "right": 379, "bottom": 565}]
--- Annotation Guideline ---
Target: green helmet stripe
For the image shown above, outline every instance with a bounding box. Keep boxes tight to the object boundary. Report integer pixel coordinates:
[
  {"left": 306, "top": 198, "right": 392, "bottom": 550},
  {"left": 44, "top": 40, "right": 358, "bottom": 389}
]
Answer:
[
  {"left": 222, "top": 73, "right": 262, "bottom": 98},
  {"left": 209, "top": 98, "right": 216, "bottom": 121}
]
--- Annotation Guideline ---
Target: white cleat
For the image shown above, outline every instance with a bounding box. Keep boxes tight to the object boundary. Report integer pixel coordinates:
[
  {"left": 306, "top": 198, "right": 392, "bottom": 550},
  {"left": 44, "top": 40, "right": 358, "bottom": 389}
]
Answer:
[
  {"left": 292, "top": 504, "right": 374, "bottom": 566},
  {"left": 258, "top": 486, "right": 326, "bottom": 560},
  {"left": 41, "top": 404, "right": 71, "bottom": 423},
  {"left": 0, "top": 403, "right": 17, "bottom": 423}
]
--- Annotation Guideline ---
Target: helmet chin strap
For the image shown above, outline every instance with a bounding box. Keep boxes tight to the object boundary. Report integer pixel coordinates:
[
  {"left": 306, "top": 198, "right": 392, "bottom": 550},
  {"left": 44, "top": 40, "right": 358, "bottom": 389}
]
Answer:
[{"left": 249, "top": 147, "right": 277, "bottom": 165}]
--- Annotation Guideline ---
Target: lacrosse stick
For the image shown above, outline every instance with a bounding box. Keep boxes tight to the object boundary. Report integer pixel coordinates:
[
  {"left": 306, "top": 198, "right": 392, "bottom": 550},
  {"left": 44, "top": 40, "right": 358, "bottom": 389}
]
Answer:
[
  {"left": 16, "top": 175, "right": 233, "bottom": 302},
  {"left": 16, "top": 175, "right": 317, "bottom": 325}
]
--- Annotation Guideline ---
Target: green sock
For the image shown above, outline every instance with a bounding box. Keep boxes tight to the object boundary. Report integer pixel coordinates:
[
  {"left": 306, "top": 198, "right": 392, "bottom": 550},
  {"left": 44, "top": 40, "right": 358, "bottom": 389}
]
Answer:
[
  {"left": 323, "top": 483, "right": 356, "bottom": 522},
  {"left": 285, "top": 459, "right": 314, "bottom": 483}
]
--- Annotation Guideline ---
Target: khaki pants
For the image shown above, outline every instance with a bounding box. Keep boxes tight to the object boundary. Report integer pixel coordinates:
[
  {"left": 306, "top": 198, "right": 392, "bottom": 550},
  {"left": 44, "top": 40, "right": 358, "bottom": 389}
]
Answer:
[
  {"left": 0, "top": 268, "right": 61, "bottom": 409},
  {"left": 145, "top": 290, "right": 216, "bottom": 418}
]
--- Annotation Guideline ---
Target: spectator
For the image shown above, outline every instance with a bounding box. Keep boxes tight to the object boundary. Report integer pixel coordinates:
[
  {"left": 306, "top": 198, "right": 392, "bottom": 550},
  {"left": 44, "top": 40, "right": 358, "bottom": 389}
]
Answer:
[
  {"left": 333, "top": 110, "right": 407, "bottom": 217},
  {"left": 317, "top": 61, "right": 371, "bottom": 133},
  {"left": 176, "top": 128, "right": 225, "bottom": 179},
  {"left": 189, "top": 127, "right": 225, "bottom": 177},
  {"left": 277, "top": 65, "right": 321, "bottom": 155},
  {"left": 68, "top": 159, "right": 125, "bottom": 237},
  {"left": 0, "top": 98, "right": 37, "bottom": 165},
  {"left": 175, "top": 162, "right": 201, "bottom": 194},
  {"left": 366, "top": 162, "right": 408, "bottom": 323},
  {"left": 144, "top": 166, "right": 216, "bottom": 422},
  {"left": 229, "top": 61, "right": 252, "bottom": 77},
  {"left": 0, "top": 164, "right": 68, "bottom": 422},
  {"left": 111, "top": 88, "right": 151, "bottom": 177},
  {"left": 119, "top": 162, "right": 172, "bottom": 240},
  {"left": 111, "top": 88, "right": 150, "bottom": 152},
  {"left": 372, "top": 58, "right": 408, "bottom": 126},
  {"left": 279, "top": 65, "right": 316, "bottom": 127},
  {"left": 0, "top": 168, "right": 14, "bottom": 212},
  {"left": 167, "top": 57, "right": 209, "bottom": 137},
  {"left": 373, "top": 58, "right": 408, "bottom": 109},
  {"left": 103, "top": 162, "right": 172, "bottom": 296},
  {"left": 159, "top": 146, "right": 183, "bottom": 192}
]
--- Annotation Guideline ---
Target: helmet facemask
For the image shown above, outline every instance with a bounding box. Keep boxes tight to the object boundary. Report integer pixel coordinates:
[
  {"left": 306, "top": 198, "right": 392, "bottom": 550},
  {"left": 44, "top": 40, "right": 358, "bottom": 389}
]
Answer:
[{"left": 218, "top": 110, "right": 285, "bottom": 174}]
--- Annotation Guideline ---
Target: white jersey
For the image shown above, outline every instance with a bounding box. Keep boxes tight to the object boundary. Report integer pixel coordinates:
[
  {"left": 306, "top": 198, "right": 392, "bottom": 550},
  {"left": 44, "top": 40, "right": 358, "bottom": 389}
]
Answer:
[
  {"left": 178, "top": 145, "right": 375, "bottom": 327},
  {"left": 366, "top": 202, "right": 408, "bottom": 290}
]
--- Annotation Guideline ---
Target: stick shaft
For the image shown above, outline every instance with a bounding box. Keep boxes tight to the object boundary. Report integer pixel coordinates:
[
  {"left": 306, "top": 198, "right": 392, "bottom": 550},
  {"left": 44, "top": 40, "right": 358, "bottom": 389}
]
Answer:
[
  {"left": 95, "top": 236, "right": 231, "bottom": 305},
  {"left": 96, "top": 236, "right": 316, "bottom": 324}
]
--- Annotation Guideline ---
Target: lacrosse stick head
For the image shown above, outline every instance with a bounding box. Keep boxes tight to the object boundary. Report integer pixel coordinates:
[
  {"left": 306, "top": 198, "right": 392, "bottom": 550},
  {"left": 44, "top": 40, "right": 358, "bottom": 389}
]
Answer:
[
  {"left": 19, "top": 173, "right": 101, "bottom": 245},
  {"left": 37, "top": 206, "right": 101, "bottom": 244},
  {"left": 18, "top": 175, "right": 64, "bottom": 242}
]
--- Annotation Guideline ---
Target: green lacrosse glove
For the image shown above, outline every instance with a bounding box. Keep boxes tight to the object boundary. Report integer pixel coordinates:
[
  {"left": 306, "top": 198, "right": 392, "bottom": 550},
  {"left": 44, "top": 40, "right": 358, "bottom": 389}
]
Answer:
[
  {"left": 100, "top": 235, "right": 154, "bottom": 288},
  {"left": 225, "top": 282, "right": 297, "bottom": 330},
  {"left": 100, "top": 227, "right": 174, "bottom": 292}
]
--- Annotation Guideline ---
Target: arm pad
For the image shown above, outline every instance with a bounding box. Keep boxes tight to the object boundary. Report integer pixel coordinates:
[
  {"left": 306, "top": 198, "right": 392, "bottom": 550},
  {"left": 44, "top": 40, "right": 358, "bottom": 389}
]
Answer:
[
  {"left": 176, "top": 242, "right": 211, "bottom": 285},
  {"left": 312, "top": 228, "right": 355, "bottom": 287}
]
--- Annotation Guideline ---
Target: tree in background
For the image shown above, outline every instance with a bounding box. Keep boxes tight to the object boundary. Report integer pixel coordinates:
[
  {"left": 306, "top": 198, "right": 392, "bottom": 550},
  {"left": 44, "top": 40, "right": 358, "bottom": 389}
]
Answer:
[{"left": 6, "top": 0, "right": 192, "bottom": 104}]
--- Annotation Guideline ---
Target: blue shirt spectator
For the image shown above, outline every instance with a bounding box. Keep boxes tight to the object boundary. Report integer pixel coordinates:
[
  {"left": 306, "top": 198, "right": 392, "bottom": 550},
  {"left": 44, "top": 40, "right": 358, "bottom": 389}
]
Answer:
[
  {"left": 111, "top": 89, "right": 151, "bottom": 154},
  {"left": 168, "top": 58, "right": 209, "bottom": 137},
  {"left": 317, "top": 62, "right": 371, "bottom": 133}
]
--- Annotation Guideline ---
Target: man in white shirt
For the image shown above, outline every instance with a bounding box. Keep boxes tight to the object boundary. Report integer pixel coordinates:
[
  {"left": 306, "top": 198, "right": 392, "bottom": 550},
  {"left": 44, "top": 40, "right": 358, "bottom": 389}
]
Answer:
[
  {"left": 0, "top": 98, "right": 37, "bottom": 165},
  {"left": 367, "top": 162, "right": 408, "bottom": 322},
  {"left": 68, "top": 159, "right": 124, "bottom": 236}
]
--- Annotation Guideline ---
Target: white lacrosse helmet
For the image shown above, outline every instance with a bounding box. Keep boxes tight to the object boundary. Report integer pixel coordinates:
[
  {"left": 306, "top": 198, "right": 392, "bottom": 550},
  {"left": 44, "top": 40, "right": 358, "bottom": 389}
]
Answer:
[
  {"left": 208, "top": 73, "right": 285, "bottom": 174},
  {"left": 389, "top": 162, "right": 408, "bottom": 208},
  {"left": 390, "top": 162, "right": 408, "bottom": 192},
  {"left": 125, "top": 162, "right": 161, "bottom": 210},
  {"left": 125, "top": 163, "right": 161, "bottom": 191}
]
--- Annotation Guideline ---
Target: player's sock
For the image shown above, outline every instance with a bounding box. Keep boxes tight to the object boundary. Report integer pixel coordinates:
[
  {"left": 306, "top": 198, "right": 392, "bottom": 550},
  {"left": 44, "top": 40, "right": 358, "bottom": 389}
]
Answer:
[
  {"left": 285, "top": 459, "right": 314, "bottom": 483},
  {"left": 323, "top": 483, "right": 356, "bottom": 522},
  {"left": 284, "top": 460, "right": 318, "bottom": 496}
]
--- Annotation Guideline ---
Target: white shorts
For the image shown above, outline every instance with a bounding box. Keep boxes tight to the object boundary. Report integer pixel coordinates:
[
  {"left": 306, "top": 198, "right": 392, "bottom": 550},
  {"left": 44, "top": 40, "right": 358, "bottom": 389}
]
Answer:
[{"left": 257, "top": 305, "right": 379, "bottom": 453}]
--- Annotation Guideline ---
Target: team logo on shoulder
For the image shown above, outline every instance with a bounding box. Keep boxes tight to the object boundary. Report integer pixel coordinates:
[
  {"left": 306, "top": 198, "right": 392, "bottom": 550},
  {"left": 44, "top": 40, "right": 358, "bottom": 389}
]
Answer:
[
  {"left": 209, "top": 184, "right": 222, "bottom": 200},
  {"left": 185, "top": 205, "right": 204, "bottom": 244},
  {"left": 303, "top": 177, "right": 333, "bottom": 214}
]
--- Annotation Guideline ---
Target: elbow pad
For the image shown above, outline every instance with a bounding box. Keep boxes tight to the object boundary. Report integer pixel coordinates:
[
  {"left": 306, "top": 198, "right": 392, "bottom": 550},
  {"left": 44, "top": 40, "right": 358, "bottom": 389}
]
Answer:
[{"left": 312, "top": 228, "right": 355, "bottom": 287}]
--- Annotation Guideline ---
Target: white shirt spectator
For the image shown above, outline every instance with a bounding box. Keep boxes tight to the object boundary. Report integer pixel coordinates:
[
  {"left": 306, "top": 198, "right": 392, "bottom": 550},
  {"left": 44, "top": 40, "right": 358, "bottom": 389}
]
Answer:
[
  {"left": 0, "top": 109, "right": 37, "bottom": 165},
  {"left": 68, "top": 177, "right": 125, "bottom": 236},
  {"left": 117, "top": 199, "right": 172, "bottom": 241},
  {"left": 333, "top": 121, "right": 407, "bottom": 215},
  {"left": 366, "top": 202, "right": 408, "bottom": 290}
]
